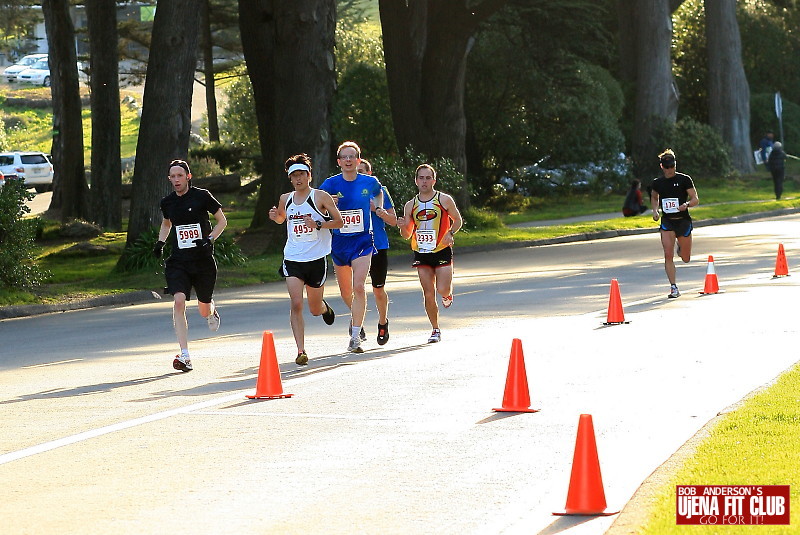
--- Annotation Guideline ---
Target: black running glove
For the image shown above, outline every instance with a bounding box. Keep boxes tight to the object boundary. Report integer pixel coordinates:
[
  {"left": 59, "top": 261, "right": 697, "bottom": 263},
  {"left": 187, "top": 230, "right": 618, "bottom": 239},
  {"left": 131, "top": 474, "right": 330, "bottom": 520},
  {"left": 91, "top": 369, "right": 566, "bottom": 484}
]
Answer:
[
  {"left": 153, "top": 240, "right": 165, "bottom": 258},
  {"left": 193, "top": 237, "right": 213, "bottom": 254}
]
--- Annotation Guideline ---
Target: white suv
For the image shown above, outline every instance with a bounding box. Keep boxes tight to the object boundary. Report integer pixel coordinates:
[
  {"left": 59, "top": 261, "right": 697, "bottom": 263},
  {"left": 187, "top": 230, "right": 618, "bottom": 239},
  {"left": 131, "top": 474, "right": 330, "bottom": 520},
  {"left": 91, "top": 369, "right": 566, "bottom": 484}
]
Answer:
[{"left": 0, "top": 152, "right": 54, "bottom": 193}]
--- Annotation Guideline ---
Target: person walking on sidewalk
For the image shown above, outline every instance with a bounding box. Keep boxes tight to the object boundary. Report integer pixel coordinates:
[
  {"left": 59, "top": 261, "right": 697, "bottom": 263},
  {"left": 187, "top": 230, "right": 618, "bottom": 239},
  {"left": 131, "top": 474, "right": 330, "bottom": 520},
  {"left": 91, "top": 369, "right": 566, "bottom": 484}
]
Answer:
[
  {"left": 650, "top": 149, "right": 699, "bottom": 299},
  {"left": 767, "top": 141, "right": 786, "bottom": 200},
  {"left": 153, "top": 159, "right": 227, "bottom": 372},
  {"left": 397, "top": 164, "right": 463, "bottom": 343},
  {"left": 269, "top": 154, "right": 343, "bottom": 365},
  {"left": 358, "top": 158, "right": 397, "bottom": 346},
  {"left": 319, "top": 141, "right": 384, "bottom": 353}
]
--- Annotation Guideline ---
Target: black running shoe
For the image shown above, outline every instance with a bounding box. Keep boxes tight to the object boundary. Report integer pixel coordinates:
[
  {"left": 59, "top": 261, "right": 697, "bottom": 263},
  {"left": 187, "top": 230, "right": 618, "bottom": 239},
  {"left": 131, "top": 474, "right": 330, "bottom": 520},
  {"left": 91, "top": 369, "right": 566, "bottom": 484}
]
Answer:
[
  {"left": 377, "top": 321, "right": 389, "bottom": 345},
  {"left": 321, "top": 299, "right": 335, "bottom": 325}
]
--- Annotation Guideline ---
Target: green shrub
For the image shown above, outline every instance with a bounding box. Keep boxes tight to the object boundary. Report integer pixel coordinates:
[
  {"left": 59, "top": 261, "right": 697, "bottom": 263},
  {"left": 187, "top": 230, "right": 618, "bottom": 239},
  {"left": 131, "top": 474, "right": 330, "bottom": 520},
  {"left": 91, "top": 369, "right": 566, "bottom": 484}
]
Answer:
[
  {"left": 187, "top": 156, "right": 225, "bottom": 178},
  {"left": 189, "top": 142, "right": 249, "bottom": 174},
  {"left": 371, "top": 147, "right": 464, "bottom": 209},
  {"left": 461, "top": 206, "right": 503, "bottom": 231},
  {"left": 0, "top": 178, "right": 47, "bottom": 289},
  {"left": 117, "top": 226, "right": 247, "bottom": 273},
  {"left": 484, "top": 186, "right": 532, "bottom": 213},
  {"left": 651, "top": 117, "right": 734, "bottom": 178}
]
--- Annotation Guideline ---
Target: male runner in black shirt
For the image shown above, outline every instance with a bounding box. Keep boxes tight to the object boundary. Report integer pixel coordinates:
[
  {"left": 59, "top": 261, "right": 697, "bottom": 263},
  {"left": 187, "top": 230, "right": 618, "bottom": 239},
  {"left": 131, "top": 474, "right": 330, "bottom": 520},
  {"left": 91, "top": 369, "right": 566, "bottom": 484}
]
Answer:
[
  {"left": 650, "top": 149, "right": 699, "bottom": 298},
  {"left": 154, "top": 159, "right": 227, "bottom": 371}
]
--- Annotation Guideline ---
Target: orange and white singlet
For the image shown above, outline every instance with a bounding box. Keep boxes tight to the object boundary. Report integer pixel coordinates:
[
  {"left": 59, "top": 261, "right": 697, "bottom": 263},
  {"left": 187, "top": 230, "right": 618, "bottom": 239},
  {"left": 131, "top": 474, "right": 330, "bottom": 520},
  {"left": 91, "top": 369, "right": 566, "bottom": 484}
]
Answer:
[{"left": 410, "top": 191, "right": 452, "bottom": 253}]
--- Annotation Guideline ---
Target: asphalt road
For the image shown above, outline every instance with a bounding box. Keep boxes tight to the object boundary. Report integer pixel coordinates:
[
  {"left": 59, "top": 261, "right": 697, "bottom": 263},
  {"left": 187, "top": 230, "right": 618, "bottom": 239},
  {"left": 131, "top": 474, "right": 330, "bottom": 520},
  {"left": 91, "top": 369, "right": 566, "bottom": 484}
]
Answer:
[{"left": 1, "top": 216, "right": 799, "bottom": 534}]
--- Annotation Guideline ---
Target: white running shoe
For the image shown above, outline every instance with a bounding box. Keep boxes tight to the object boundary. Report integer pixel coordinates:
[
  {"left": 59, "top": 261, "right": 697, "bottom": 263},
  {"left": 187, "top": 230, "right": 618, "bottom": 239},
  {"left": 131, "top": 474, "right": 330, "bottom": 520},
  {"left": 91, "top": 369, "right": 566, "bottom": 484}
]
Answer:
[
  {"left": 207, "top": 301, "right": 220, "bottom": 331},
  {"left": 428, "top": 329, "right": 441, "bottom": 343},
  {"left": 173, "top": 354, "right": 193, "bottom": 372},
  {"left": 348, "top": 336, "right": 364, "bottom": 353},
  {"left": 442, "top": 295, "right": 453, "bottom": 308},
  {"left": 668, "top": 285, "right": 681, "bottom": 298}
]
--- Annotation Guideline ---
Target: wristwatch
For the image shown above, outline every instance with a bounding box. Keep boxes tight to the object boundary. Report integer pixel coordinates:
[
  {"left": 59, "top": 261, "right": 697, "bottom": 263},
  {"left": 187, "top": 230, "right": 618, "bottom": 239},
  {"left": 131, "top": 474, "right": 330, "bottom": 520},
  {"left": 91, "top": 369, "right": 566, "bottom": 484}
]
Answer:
[{"left": 316, "top": 220, "right": 323, "bottom": 230}]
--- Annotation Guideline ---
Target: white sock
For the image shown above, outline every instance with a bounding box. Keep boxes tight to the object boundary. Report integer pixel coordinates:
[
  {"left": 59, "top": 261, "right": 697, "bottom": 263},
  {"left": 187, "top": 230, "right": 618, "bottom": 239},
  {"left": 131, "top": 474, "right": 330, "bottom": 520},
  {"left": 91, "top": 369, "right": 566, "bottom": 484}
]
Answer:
[
  {"left": 181, "top": 349, "right": 190, "bottom": 358},
  {"left": 351, "top": 325, "right": 361, "bottom": 338}
]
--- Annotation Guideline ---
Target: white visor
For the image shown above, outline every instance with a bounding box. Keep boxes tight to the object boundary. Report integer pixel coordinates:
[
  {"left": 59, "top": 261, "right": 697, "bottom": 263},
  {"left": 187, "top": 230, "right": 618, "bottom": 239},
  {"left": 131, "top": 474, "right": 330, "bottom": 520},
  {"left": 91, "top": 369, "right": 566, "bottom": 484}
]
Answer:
[{"left": 287, "top": 163, "right": 310, "bottom": 175}]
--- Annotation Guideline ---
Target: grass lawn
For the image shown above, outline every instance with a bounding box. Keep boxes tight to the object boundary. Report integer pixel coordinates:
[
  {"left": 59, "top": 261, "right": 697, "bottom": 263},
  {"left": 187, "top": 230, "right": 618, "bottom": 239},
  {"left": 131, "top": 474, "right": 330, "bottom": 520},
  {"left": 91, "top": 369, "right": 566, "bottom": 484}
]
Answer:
[{"left": 637, "top": 362, "right": 800, "bottom": 533}]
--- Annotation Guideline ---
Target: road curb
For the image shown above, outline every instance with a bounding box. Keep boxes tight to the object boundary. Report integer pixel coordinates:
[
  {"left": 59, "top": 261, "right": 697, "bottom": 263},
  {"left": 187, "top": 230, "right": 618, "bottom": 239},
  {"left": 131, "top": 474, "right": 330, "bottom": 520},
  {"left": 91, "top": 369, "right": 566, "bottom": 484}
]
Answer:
[
  {"left": 4, "top": 208, "right": 799, "bottom": 320},
  {"left": 0, "top": 290, "right": 162, "bottom": 320}
]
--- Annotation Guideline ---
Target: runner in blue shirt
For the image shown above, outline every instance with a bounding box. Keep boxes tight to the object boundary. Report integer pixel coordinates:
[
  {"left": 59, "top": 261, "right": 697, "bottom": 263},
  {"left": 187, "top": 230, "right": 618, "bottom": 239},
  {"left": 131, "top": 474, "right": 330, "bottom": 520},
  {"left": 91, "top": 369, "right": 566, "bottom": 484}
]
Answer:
[
  {"left": 319, "top": 141, "right": 383, "bottom": 353},
  {"left": 358, "top": 158, "right": 397, "bottom": 346}
]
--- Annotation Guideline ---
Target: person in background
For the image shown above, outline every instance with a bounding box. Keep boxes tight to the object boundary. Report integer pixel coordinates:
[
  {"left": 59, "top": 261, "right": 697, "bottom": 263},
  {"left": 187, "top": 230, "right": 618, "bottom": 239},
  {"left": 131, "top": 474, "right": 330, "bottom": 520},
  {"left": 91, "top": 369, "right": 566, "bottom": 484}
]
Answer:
[
  {"left": 357, "top": 158, "right": 397, "bottom": 346},
  {"left": 767, "top": 141, "right": 786, "bottom": 200},
  {"left": 622, "top": 179, "right": 648, "bottom": 217},
  {"left": 759, "top": 131, "right": 774, "bottom": 165}
]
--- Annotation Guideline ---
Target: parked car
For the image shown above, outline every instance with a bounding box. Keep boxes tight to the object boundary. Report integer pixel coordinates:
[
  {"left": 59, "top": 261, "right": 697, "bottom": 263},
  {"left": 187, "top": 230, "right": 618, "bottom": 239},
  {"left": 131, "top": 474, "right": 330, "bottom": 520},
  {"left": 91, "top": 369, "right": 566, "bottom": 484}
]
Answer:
[
  {"left": 15, "top": 58, "right": 87, "bottom": 87},
  {"left": 2, "top": 53, "right": 48, "bottom": 83},
  {"left": 17, "top": 58, "right": 51, "bottom": 87},
  {"left": 0, "top": 152, "right": 54, "bottom": 193}
]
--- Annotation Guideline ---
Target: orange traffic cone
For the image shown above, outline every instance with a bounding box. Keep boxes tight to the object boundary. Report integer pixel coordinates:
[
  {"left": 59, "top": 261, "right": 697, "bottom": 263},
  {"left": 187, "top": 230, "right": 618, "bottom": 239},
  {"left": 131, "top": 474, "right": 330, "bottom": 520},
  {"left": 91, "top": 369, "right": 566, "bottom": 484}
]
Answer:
[
  {"left": 246, "top": 331, "right": 293, "bottom": 400},
  {"left": 553, "top": 414, "right": 619, "bottom": 516},
  {"left": 493, "top": 338, "right": 539, "bottom": 413},
  {"left": 773, "top": 243, "right": 790, "bottom": 278},
  {"left": 699, "top": 255, "right": 720, "bottom": 294},
  {"left": 603, "top": 279, "right": 629, "bottom": 325}
]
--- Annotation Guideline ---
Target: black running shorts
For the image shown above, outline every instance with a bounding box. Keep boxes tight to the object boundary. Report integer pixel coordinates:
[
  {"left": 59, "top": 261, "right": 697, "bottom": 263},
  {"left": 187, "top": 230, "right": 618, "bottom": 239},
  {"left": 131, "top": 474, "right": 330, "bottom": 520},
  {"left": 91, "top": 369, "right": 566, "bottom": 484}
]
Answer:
[
  {"left": 659, "top": 217, "right": 693, "bottom": 237},
  {"left": 412, "top": 247, "right": 453, "bottom": 269},
  {"left": 278, "top": 257, "right": 328, "bottom": 288},
  {"left": 369, "top": 248, "right": 389, "bottom": 288},
  {"left": 164, "top": 256, "right": 218, "bottom": 303}
]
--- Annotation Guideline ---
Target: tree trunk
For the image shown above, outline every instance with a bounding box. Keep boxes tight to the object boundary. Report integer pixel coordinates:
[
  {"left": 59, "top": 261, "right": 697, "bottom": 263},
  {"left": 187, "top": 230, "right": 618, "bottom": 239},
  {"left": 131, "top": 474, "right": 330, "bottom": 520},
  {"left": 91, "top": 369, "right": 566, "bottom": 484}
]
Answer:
[
  {"left": 123, "top": 0, "right": 201, "bottom": 254},
  {"left": 238, "top": 0, "right": 336, "bottom": 236},
  {"left": 42, "top": 0, "right": 90, "bottom": 222},
  {"left": 379, "top": 0, "right": 506, "bottom": 208},
  {"left": 630, "top": 0, "right": 679, "bottom": 178},
  {"left": 705, "top": 0, "right": 753, "bottom": 174},
  {"left": 201, "top": 0, "right": 220, "bottom": 142},
  {"left": 86, "top": 0, "right": 122, "bottom": 231}
]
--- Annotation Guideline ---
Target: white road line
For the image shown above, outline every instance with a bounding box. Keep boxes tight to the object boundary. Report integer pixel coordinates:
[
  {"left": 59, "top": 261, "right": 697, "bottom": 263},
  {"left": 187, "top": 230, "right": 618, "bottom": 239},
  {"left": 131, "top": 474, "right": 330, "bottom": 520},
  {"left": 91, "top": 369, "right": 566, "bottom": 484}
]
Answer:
[
  {"left": 0, "top": 363, "right": 350, "bottom": 466},
  {"left": 22, "top": 359, "right": 83, "bottom": 368}
]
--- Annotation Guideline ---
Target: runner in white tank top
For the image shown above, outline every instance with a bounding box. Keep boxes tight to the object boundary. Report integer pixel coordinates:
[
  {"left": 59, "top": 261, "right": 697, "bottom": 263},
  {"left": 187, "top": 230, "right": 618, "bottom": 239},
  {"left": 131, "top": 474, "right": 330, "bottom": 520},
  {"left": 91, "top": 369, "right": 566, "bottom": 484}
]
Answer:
[{"left": 283, "top": 188, "right": 332, "bottom": 262}]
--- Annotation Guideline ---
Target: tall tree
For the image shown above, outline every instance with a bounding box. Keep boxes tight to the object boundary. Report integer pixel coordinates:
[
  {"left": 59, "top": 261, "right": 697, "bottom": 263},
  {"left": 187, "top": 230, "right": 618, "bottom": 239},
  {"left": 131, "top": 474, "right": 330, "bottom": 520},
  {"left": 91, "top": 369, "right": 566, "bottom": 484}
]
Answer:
[
  {"left": 378, "top": 0, "right": 507, "bottom": 206},
  {"left": 705, "top": 0, "right": 754, "bottom": 174},
  {"left": 122, "top": 0, "right": 201, "bottom": 254},
  {"left": 619, "top": 0, "right": 681, "bottom": 177},
  {"left": 238, "top": 0, "right": 336, "bottom": 234},
  {"left": 86, "top": 1, "right": 122, "bottom": 230},
  {"left": 42, "top": 0, "right": 90, "bottom": 222},
  {"left": 200, "top": 0, "right": 220, "bottom": 142}
]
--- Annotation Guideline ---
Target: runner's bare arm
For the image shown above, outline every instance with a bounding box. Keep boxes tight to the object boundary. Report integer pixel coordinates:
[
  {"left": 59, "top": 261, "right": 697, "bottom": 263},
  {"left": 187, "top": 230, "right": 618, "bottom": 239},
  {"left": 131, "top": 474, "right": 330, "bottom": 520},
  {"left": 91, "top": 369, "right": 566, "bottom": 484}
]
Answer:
[
  {"left": 440, "top": 193, "right": 463, "bottom": 246},
  {"left": 209, "top": 208, "right": 227, "bottom": 241},
  {"left": 397, "top": 200, "right": 414, "bottom": 240},
  {"left": 158, "top": 218, "right": 172, "bottom": 242},
  {"left": 679, "top": 187, "right": 699, "bottom": 211},
  {"left": 318, "top": 191, "right": 344, "bottom": 229},
  {"left": 269, "top": 194, "right": 288, "bottom": 224},
  {"left": 651, "top": 189, "right": 660, "bottom": 221}
]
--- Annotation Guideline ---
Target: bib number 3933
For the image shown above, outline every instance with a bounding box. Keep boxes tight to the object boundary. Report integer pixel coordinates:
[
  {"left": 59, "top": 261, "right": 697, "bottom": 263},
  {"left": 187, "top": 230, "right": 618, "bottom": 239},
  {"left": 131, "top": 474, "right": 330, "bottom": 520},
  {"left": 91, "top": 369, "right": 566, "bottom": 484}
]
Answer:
[
  {"left": 176, "top": 223, "right": 202, "bottom": 249},
  {"left": 340, "top": 209, "right": 364, "bottom": 234}
]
